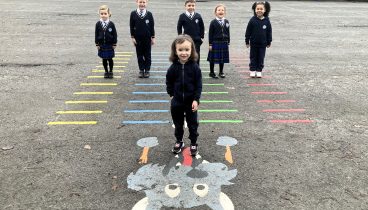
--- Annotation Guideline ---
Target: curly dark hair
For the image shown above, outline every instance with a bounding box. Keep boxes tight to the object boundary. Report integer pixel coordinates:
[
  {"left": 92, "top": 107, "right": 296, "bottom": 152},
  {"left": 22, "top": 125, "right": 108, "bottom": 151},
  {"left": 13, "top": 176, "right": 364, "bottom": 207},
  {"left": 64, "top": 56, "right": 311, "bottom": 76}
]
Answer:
[{"left": 252, "top": 1, "right": 271, "bottom": 17}]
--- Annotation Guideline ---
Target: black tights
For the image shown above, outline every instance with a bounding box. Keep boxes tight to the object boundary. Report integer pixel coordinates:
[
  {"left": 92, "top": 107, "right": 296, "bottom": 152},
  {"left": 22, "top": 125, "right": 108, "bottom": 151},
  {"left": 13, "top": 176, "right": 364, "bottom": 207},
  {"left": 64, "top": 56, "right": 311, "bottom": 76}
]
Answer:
[
  {"left": 210, "top": 62, "right": 224, "bottom": 74},
  {"left": 102, "top": 59, "right": 114, "bottom": 72}
]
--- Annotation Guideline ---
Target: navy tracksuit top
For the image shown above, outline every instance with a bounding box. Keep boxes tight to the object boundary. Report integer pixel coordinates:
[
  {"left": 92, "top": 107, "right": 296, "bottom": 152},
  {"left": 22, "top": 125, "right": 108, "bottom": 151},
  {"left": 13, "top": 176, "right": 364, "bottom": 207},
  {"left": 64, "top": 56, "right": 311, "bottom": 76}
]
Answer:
[
  {"left": 166, "top": 60, "right": 202, "bottom": 104},
  {"left": 245, "top": 16, "right": 272, "bottom": 47}
]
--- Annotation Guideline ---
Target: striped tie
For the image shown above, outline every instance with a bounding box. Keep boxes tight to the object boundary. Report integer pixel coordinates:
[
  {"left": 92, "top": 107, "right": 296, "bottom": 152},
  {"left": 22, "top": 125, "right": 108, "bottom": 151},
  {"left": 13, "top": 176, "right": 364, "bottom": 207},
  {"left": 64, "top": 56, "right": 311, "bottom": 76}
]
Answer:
[{"left": 140, "top": 10, "right": 144, "bottom": 18}]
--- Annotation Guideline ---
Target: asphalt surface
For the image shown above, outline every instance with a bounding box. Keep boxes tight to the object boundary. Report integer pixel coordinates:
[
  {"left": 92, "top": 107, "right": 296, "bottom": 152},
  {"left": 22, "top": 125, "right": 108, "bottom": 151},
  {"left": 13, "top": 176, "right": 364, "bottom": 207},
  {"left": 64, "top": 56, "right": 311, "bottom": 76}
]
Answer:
[{"left": 1, "top": 0, "right": 368, "bottom": 209}]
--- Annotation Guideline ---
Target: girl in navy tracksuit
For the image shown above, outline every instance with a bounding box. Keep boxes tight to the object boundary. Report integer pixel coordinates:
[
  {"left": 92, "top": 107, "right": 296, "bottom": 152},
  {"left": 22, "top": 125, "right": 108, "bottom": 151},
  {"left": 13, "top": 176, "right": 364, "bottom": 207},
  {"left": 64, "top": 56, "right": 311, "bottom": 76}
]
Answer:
[
  {"left": 130, "top": 0, "right": 155, "bottom": 78},
  {"left": 95, "top": 5, "right": 117, "bottom": 79},
  {"left": 166, "top": 35, "right": 202, "bottom": 156},
  {"left": 207, "top": 4, "right": 230, "bottom": 79},
  {"left": 245, "top": 1, "right": 272, "bottom": 78}
]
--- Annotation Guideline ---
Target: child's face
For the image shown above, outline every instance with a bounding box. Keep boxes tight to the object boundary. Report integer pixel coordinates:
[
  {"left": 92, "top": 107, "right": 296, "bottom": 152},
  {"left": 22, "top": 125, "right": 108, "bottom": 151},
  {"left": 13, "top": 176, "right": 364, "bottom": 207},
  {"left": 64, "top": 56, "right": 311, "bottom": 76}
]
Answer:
[
  {"left": 99, "top": 9, "right": 109, "bottom": 21},
  {"left": 176, "top": 40, "right": 192, "bottom": 63},
  {"left": 136, "top": 0, "right": 147, "bottom": 10},
  {"left": 215, "top": 6, "right": 225, "bottom": 18},
  {"left": 255, "top": 4, "right": 265, "bottom": 18},
  {"left": 185, "top": 2, "right": 196, "bottom": 13}
]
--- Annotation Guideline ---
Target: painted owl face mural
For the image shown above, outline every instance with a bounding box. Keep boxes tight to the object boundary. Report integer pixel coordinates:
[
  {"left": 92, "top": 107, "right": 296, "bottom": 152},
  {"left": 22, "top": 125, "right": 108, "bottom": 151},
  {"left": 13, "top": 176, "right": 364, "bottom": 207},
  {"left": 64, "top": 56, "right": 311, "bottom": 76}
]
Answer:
[{"left": 127, "top": 136, "right": 238, "bottom": 210}]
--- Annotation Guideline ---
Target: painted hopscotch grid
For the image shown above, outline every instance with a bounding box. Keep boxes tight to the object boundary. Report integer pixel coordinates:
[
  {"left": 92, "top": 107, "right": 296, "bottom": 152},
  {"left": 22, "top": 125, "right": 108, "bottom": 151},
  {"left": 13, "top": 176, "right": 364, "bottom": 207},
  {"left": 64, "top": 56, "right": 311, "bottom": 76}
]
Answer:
[
  {"left": 48, "top": 51, "right": 133, "bottom": 125},
  {"left": 122, "top": 52, "right": 243, "bottom": 125},
  {"left": 231, "top": 53, "right": 314, "bottom": 124}
]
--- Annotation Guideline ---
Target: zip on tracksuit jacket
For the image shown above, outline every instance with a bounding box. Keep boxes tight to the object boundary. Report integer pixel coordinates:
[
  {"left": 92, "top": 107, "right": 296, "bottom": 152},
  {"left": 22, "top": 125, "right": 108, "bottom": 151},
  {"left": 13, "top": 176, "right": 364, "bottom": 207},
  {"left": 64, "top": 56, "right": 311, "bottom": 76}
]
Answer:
[{"left": 166, "top": 60, "right": 202, "bottom": 105}]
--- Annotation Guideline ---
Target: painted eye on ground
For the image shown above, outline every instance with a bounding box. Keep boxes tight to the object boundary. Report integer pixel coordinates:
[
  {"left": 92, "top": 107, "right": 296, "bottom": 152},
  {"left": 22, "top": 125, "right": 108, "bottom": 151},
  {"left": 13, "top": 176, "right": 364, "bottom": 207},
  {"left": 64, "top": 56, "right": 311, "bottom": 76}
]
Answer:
[
  {"left": 193, "top": 183, "right": 209, "bottom": 197},
  {"left": 165, "top": 183, "right": 180, "bottom": 198}
]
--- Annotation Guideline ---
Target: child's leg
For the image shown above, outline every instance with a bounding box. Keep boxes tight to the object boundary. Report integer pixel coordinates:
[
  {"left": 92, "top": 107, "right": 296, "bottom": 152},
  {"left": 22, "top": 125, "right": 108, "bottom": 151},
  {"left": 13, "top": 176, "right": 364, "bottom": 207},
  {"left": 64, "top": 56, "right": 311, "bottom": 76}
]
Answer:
[
  {"left": 102, "top": 59, "right": 108, "bottom": 72},
  {"left": 185, "top": 107, "right": 199, "bottom": 145},
  {"left": 209, "top": 62, "right": 218, "bottom": 78},
  {"left": 249, "top": 47, "right": 257, "bottom": 72},
  {"left": 108, "top": 58, "right": 114, "bottom": 72},
  {"left": 103, "top": 59, "right": 109, "bottom": 78},
  {"left": 171, "top": 104, "right": 185, "bottom": 142},
  {"left": 194, "top": 41, "right": 201, "bottom": 65},
  {"left": 257, "top": 47, "right": 266, "bottom": 72},
  {"left": 219, "top": 63, "right": 225, "bottom": 78},
  {"left": 143, "top": 41, "right": 152, "bottom": 73},
  {"left": 135, "top": 41, "right": 145, "bottom": 74}
]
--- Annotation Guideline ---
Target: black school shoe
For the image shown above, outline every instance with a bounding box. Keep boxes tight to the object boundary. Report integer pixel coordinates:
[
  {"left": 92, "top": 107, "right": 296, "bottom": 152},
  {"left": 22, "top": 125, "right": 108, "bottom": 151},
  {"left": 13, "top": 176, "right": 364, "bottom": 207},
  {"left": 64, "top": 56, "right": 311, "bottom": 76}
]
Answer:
[
  {"left": 108, "top": 72, "right": 114, "bottom": 78},
  {"left": 209, "top": 72, "right": 219, "bottom": 79},
  {"left": 172, "top": 141, "right": 184, "bottom": 154},
  {"left": 190, "top": 144, "right": 198, "bottom": 156},
  {"left": 219, "top": 72, "right": 225, "bottom": 78},
  {"left": 104, "top": 72, "right": 109, "bottom": 78},
  {"left": 138, "top": 71, "right": 144, "bottom": 78}
]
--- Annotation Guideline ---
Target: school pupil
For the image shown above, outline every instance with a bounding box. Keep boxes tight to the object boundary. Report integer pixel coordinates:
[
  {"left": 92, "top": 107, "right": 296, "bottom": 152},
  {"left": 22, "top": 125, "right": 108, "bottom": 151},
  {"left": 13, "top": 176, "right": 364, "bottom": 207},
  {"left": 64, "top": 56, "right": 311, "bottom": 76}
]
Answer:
[
  {"left": 166, "top": 35, "right": 202, "bottom": 156},
  {"left": 177, "top": 0, "right": 205, "bottom": 65},
  {"left": 130, "top": 0, "right": 155, "bottom": 78},
  {"left": 245, "top": 1, "right": 272, "bottom": 78},
  {"left": 95, "top": 5, "right": 117, "bottom": 79},
  {"left": 207, "top": 4, "right": 230, "bottom": 79}
]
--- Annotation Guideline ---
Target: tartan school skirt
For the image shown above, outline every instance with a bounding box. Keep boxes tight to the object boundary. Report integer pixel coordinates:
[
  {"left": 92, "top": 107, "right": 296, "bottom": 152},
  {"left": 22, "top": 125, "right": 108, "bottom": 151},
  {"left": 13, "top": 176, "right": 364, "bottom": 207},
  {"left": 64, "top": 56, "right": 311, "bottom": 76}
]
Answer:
[
  {"left": 98, "top": 44, "right": 115, "bottom": 59},
  {"left": 207, "top": 40, "right": 229, "bottom": 64}
]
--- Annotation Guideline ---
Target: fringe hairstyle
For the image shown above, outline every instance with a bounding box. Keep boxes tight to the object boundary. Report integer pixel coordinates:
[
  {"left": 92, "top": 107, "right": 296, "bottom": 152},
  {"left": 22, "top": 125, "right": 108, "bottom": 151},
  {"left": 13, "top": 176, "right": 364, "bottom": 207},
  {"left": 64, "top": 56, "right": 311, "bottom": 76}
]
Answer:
[
  {"left": 214, "top": 4, "right": 226, "bottom": 14},
  {"left": 252, "top": 1, "right": 271, "bottom": 17},
  {"left": 99, "top": 5, "right": 111, "bottom": 17},
  {"left": 185, "top": 0, "right": 196, "bottom": 5},
  {"left": 169, "top": 34, "right": 198, "bottom": 63}
]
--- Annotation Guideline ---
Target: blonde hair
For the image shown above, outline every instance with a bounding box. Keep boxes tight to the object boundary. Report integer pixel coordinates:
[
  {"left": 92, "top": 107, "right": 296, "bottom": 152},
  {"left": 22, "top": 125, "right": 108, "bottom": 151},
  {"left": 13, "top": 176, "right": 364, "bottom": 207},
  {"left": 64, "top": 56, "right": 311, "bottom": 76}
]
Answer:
[
  {"left": 98, "top": 5, "right": 111, "bottom": 17},
  {"left": 214, "top": 4, "right": 226, "bottom": 13}
]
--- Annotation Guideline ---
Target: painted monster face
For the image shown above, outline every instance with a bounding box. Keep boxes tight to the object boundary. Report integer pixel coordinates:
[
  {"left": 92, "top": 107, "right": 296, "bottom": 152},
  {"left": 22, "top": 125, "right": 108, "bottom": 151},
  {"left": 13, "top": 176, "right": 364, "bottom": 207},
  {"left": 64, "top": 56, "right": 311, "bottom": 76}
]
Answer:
[{"left": 127, "top": 148, "right": 237, "bottom": 209}]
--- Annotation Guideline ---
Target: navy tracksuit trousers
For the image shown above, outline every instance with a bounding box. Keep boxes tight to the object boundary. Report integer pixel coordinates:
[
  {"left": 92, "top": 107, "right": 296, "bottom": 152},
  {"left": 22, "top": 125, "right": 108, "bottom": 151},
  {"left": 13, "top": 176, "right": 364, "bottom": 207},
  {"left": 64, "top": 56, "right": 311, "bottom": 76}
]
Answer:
[
  {"left": 249, "top": 46, "right": 266, "bottom": 72},
  {"left": 171, "top": 100, "right": 198, "bottom": 145}
]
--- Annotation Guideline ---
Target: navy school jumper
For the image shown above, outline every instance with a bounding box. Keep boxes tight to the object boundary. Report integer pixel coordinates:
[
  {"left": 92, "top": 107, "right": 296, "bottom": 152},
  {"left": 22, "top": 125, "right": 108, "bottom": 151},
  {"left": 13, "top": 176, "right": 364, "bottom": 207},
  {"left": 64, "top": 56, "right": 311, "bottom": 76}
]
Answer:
[
  {"left": 130, "top": 10, "right": 155, "bottom": 72},
  {"left": 177, "top": 13, "right": 205, "bottom": 64}
]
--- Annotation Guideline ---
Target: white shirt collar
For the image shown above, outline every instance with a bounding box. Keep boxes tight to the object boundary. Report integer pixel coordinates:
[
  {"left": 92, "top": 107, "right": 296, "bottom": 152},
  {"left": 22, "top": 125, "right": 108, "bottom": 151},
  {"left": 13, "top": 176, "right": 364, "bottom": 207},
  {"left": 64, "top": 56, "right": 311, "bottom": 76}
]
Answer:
[
  {"left": 100, "top": 19, "right": 109, "bottom": 25},
  {"left": 137, "top": 8, "right": 146, "bottom": 16},
  {"left": 216, "top": 17, "right": 225, "bottom": 21},
  {"left": 185, "top": 11, "right": 195, "bottom": 17}
]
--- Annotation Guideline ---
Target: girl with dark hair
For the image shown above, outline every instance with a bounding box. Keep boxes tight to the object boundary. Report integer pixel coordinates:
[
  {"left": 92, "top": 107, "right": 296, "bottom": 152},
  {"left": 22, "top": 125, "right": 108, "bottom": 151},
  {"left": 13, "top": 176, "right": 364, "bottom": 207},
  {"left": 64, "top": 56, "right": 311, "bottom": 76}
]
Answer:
[
  {"left": 245, "top": 1, "right": 272, "bottom": 78},
  {"left": 166, "top": 35, "right": 202, "bottom": 156}
]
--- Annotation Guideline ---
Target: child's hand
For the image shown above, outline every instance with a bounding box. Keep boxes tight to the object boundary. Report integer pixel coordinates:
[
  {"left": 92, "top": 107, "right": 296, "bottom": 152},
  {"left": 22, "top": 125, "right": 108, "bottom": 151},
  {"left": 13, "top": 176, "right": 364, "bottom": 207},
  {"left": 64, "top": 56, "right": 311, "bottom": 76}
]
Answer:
[
  {"left": 192, "top": 100, "right": 198, "bottom": 112},
  {"left": 131, "top": 38, "right": 137, "bottom": 45},
  {"left": 267, "top": 44, "right": 271, "bottom": 48},
  {"left": 113, "top": 46, "right": 116, "bottom": 49},
  {"left": 246, "top": 44, "right": 250, "bottom": 48},
  {"left": 96, "top": 46, "right": 100, "bottom": 50},
  {"left": 151, "top": 38, "right": 155, "bottom": 45},
  {"left": 209, "top": 46, "right": 212, "bottom": 51}
]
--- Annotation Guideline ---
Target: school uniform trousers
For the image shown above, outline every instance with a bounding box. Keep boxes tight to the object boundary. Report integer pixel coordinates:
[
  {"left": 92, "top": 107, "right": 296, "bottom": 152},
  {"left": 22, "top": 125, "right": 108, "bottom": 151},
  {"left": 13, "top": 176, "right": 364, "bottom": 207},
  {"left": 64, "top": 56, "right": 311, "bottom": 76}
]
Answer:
[
  {"left": 135, "top": 39, "right": 152, "bottom": 72},
  {"left": 249, "top": 47, "right": 266, "bottom": 72},
  {"left": 130, "top": 10, "right": 155, "bottom": 72}
]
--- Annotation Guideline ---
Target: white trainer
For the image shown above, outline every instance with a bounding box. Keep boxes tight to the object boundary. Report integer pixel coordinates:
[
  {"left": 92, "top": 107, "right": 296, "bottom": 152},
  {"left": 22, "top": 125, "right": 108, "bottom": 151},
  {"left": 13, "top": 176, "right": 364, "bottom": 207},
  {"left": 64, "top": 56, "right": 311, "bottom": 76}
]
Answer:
[
  {"left": 250, "top": 71, "right": 256, "bottom": 78},
  {"left": 256, "top": 71, "right": 262, "bottom": 78}
]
